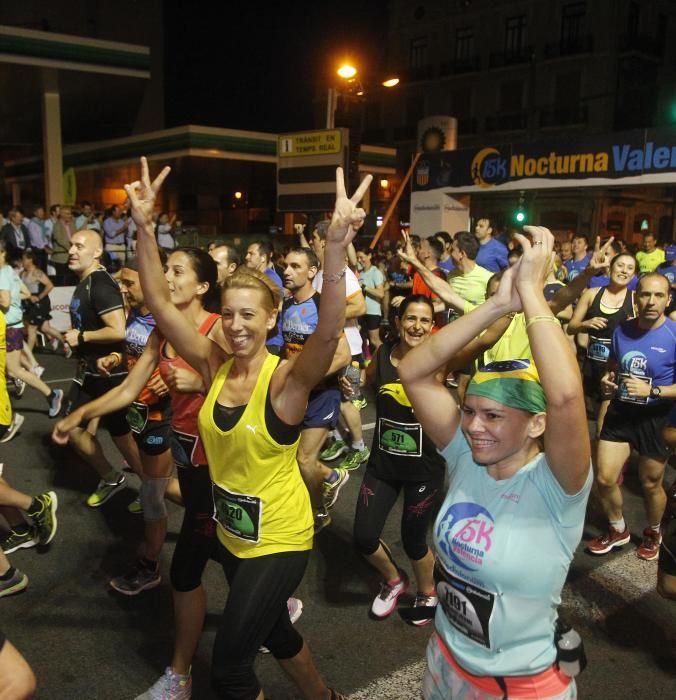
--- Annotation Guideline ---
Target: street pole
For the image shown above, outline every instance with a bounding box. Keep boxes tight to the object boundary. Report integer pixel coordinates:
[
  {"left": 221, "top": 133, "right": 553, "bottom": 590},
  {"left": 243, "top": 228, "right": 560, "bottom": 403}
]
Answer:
[{"left": 326, "top": 87, "right": 337, "bottom": 129}]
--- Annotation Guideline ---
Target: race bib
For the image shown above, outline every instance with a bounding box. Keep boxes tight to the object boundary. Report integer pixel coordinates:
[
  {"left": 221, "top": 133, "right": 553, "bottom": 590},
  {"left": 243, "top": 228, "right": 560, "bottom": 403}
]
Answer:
[
  {"left": 212, "top": 483, "right": 262, "bottom": 543},
  {"left": 617, "top": 372, "right": 651, "bottom": 405},
  {"left": 126, "top": 402, "right": 149, "bottom": 434},
  {"left": 587, "top": 336, "right": 611, "bottom": 362},
  {"left": 435, "top": 561, "right": 495, "bottom": 649},
  {"left": 171, "top": 431, "right": 199, "bottom": 468},
  {"left": 378, "top": 417, "right": 422, "bottom": 457}
]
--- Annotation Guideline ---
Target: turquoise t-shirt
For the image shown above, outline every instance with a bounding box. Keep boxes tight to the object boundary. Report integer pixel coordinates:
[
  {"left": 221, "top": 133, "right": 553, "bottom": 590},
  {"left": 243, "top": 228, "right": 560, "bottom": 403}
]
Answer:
[
  {"left": 0, "top": 264, "right": 23, "bottom": 327},
  {"left": 359, "top": 265, "right": 384, "bottom": 317},
  {"left": 434, "top": 429, "right": 591, "bottom": 676}
]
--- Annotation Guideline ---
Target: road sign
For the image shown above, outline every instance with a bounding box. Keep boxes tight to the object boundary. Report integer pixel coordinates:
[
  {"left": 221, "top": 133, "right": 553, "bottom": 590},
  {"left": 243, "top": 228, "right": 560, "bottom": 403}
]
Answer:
[
  {"left": 277, "top": 128, "right": 349, "bottom": 212},
  {"left": 278, "top": 129, "right": 342, "bottom": 157}
]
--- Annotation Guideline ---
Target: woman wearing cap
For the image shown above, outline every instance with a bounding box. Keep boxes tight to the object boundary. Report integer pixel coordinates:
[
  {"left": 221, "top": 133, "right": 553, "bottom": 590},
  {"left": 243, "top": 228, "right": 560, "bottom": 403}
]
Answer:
[{"left": 399, "top": 226, "right": 592, "bottom": 700}]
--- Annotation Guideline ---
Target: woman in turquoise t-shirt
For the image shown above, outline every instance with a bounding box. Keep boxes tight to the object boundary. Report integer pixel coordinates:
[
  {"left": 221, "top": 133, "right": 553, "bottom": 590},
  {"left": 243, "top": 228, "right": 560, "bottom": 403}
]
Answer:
[{"left": 399, "top": 227, "right": 592, "bottom": 700}]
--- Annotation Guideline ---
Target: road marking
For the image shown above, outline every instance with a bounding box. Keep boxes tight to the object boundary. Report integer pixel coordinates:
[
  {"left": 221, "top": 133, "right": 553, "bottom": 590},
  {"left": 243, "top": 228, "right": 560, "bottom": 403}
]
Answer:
[
  {"left": 363, "top": 421, "right": 375, "bottom": 431},
  {"left": 349, "top": 659, "right": 426, "bottom": 699},
  {"left": 45, "top": 378, "right": 73, "bottom": 384}
]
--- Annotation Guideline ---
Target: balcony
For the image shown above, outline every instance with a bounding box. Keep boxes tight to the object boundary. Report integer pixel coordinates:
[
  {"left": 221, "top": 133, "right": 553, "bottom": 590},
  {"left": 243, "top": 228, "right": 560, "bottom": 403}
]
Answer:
[
  {"left": 440, "top": 56, "right": 481, "bottom": 76},
  {"left": 401, "top": 64, "right": 436, "bottom": 82},
  {"left": 618, "top": 34, "right": 664, "bottom": 60},
  {"left": 538, "top": 104, "right": 588, "bottom": 128},
  {"left": 485, "top": 112, "right": 528, "bottom": 132},
  {"left": 488, "top": 46, "right": 533, "bottom": 69},
  {"left": 544, "top": 35, "right": 594, "bottom": 59}
]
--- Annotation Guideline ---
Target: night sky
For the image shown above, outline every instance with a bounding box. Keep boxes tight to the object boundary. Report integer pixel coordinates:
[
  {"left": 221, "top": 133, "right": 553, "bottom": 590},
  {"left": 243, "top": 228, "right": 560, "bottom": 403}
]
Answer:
[{"left": 164, "top": 1, "right": 389, "bottom": 133}]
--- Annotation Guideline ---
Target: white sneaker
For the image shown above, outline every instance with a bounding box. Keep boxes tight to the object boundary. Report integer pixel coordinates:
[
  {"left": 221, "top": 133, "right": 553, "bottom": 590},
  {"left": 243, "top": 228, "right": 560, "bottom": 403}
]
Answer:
[
  {"left": 0, "top": 413, "right": 24, "bottom": 443},
  {"left": 31, "top": 365, "right": 45, "bottom": 378},
  {"left": 370, "top": 573, "right": 409, "bottom": 619},
  {"left": 135, "top": 667, "right": 192, "bottom": 700}
]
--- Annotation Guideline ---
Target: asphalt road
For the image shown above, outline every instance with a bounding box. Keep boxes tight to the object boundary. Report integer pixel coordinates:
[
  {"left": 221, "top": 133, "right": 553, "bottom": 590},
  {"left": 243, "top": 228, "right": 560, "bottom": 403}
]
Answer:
[{"left": 2, "top": 351, "right": 676, "bottom": 699}]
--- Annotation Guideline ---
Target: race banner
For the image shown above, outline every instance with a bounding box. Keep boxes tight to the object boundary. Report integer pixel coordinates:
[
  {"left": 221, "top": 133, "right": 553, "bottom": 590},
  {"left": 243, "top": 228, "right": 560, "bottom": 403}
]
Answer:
[{"left": 412, "top": 127, "right": 676, "bottom": 193}]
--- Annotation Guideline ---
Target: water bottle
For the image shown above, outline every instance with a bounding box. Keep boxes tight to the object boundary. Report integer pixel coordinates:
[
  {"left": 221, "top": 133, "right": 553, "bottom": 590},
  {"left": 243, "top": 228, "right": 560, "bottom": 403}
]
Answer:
[
  {"left": 556, "top": 625, "right": 585, "bottom": 677},
  {"left": 344, "top": 361, "right": 362, "bottom": 400}
]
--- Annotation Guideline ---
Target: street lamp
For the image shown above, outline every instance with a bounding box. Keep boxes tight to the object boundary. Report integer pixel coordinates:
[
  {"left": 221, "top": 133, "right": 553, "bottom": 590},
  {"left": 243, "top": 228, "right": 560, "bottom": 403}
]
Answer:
[{"left": 326, "top": 64, "right": 399, "bottom": 129}]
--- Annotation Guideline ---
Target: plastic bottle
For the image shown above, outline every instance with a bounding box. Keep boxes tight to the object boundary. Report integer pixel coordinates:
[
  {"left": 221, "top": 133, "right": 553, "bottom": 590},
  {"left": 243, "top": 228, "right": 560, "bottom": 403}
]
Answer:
[
  {"left": 556, "top": 626, "right": 584, "bottom": 677},
  {"left": 344, "top": 361, "right": 362, "bottom": 400}
]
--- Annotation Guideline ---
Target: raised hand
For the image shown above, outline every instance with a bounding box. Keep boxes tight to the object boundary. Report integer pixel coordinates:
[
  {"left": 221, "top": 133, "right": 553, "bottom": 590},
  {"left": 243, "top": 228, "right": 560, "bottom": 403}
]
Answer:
[
  {"left": 124, "top": 156, "right": 171, "bottom": 230},
  {"left": 513, "top": 225, "right": 556, "bottom": 291},
  {"left": 588, "top": 235, "right": 615, "bottom": 272},
  {"left": 490, "top": 258, "right": 523, "bottom": 314},
  {"left": 327, "top": 167, "right": 373, "bottom": 247}
]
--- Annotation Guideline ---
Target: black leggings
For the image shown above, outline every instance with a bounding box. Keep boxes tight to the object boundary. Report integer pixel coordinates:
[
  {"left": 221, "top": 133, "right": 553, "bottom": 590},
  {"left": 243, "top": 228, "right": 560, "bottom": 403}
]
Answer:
[
  {"left": 170, "top": 462, "right": 217, "bottom": 592},
  {"left": 353, "top": 469, "right": 442, "bottom": 562},
  {"left": 211, "top": 545, "right": 309, "bottom": 700}
]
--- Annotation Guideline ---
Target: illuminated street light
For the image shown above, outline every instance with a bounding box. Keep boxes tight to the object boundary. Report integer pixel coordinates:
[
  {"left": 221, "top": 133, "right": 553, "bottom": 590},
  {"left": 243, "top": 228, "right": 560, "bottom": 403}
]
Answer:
[
  {"left": 234, "top": 191, "right": 243, "bottom": 200},
  {"left": 382, "top": 77, "right": 400, "bottom": 88},
  {"left": 337, "top": 64, "right": 357, "bottom": 79},
  {"left": 380, "top": 178, "right": 389, "bottom": 189}
]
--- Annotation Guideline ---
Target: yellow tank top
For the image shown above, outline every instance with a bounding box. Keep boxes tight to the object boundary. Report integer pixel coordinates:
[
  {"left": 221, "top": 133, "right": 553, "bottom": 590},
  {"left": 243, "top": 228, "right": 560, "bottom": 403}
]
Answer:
[
  {"left": 0, "top": 313, "right": 11, "bottom": 427},
  {"left": 198, "top": 353, "right": 313, "bottom": 558}
]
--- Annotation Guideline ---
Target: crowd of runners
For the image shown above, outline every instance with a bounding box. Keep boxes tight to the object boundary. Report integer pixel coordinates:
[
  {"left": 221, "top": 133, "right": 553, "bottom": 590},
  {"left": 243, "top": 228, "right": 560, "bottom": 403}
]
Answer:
[{"left": 1, "top": 158, "right": 675, "bottom": 699}]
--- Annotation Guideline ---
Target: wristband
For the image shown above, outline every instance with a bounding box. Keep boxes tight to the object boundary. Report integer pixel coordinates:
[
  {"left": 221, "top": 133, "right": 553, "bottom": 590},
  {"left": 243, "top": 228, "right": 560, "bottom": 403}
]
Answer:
[
  {"left": 526, "top": 315, "right": 560, "bottom": 329},
  {"left": 78, "top": 330, "right": 85, "bottom": 345},
  {"left": 323, "top": 267, "right": 347, "bottom": 284}
]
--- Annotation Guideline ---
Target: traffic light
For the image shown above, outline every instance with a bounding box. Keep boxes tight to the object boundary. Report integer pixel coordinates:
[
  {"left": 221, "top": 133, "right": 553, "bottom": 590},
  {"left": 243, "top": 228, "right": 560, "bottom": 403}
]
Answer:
[{"left": 514, "top": 191, "right": 527, "bottom": 225}]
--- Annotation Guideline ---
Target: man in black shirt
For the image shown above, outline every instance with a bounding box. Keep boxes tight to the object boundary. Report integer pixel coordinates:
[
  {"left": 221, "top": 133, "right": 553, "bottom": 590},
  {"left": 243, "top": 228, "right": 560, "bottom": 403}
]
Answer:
[{"left": 58, "top": 229, "right": 139, "bottom": 507}]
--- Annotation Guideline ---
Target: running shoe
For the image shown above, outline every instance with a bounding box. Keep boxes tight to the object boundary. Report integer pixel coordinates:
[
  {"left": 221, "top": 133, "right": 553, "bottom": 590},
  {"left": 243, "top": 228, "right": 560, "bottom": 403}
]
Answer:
[
  {"left": 260, "top": 598, "right": 304, "bottom": 654},
  {"left": 408, "top": 593, "right": 438, "bottom": 627},
  {"left": 339, "top": 447, "right": 370, "bottom": 471},
  {"left": 127, "top": 496, "right": 143, "bottom": 515},
  {"left": 586, "top": 525, "right": 631, "bottom": 555},
  {"left": 320, "top": 439, "right": 348, "bottom": 462},
  {"left": 0, "top": 568, "right": 28, "bottom": 598},
  {"left": 31, "top": 491, "right": 58, "bottom": 545},
  {"left": 351, "top": 397, "right": 367, "bottom": 410},
  {"left": 287, "top": 596, "right": 304, "bottom": 625},
  {"left": 0, "top": 527, "right": 38, "bottom": 555},
  {"left": 322, "top": 468, "right": 350, "bottom": 510},
  {"left": 48, "top": 388, "right": 64, "bottom": 418},
  {"left": 314, "top": 506, "right": 332, "bottom": 534},
  {"left": 637, "top": 527, "right": 661, "bottom": 561},
  {"left": 0, "top": 413, "right": 24, "bottom": 443},
  {"left": 135, "top": 667, "right": 192, "bottom": 700},
  {"left": 13, "top": 378, "right": 25, "bottom": 398},
  {"left": 370, "top": 572, "right": 409, "bottom": 619},
  {"left": 86, "top": 474, "right": 127, "bottom": 508},
  {"left": 48, "top": 338, "right": 60, "bottom": 353},
  {"left": 64, "top": 344, "right": 73, "bottom": 359},
  {"left": 110, "top": 559, "right": 161, "bottom": 596},
  {"left": 31, "top": 365, "right": 45, "bottom": 378}
]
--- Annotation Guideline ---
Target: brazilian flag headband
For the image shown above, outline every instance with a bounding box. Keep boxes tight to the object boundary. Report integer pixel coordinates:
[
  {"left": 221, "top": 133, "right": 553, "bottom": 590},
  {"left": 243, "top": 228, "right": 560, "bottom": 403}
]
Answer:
[{"left": 465, "top": 359, "right": 546, "bottom": 414}]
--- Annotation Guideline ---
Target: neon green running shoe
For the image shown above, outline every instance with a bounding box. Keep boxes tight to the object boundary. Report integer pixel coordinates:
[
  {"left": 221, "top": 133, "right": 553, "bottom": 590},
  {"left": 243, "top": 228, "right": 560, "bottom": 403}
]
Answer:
[
  {"left": 86, "top": 474, "right": 126, "bottom": 508},
  {"left": 320, "top": 439, "right": 348, "bottom": 462},
  {"left": 340, "top": 447, "right": 371, "bottom": 471}
]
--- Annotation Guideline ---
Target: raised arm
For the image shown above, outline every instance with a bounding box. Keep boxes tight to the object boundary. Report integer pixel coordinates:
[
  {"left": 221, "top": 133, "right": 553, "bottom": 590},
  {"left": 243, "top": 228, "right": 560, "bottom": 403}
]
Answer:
[
  {"left": 399, "top": 266, "right": 520, "bottom": 448},
  {"left": 274, "top": 168, "right": 372, "bottom": 423},
  {"left": 126, "top": 157, "right": 223, "bottom": 384},
  {"left": 515, "top": 227, "right": 590, "bottom": 494}
]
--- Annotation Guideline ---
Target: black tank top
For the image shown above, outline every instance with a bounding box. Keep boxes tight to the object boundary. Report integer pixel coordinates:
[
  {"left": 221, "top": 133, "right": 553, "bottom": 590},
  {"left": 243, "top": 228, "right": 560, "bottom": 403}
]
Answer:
[
  {"left": 586, "top": 287, "right": 634, "bottom": 363},
  {"left": 369, "top": 341, "right": 445, "bottom": 481}
]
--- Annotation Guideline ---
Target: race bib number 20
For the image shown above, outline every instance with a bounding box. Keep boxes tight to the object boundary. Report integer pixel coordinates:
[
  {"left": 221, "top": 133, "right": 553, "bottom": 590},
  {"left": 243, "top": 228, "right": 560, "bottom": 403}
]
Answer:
[{"left": 212, "top": 483, "right": 262, "bottom": 543}]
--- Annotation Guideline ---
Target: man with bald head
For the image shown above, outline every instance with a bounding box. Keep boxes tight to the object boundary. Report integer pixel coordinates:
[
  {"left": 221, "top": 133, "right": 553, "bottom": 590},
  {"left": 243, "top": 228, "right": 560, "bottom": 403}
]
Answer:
[
  {"left": 589, "top": 272, "right": 676, "bottom": 562},
  {"left": 209, "top": 243, "right": 240, "bottom": 285},
  {"left": 59, "top": 229, "right": 138, "bottom": 508}
]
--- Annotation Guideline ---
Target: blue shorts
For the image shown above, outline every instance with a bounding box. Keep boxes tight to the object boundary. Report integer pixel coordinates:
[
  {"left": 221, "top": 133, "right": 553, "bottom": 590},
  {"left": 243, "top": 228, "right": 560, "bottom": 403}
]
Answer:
[{"left": 303, "top": 388, "right": 341, "bottom": 429}]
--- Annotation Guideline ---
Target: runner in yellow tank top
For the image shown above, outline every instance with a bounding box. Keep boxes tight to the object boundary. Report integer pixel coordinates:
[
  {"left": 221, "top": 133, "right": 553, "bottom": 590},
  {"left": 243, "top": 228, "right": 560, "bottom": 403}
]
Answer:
[
  {"left": 199, "top": 353, "right": 313, "bottom": 556},
  {"left": 129, "top": 157, "right": 371, "bottom": 700}
]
